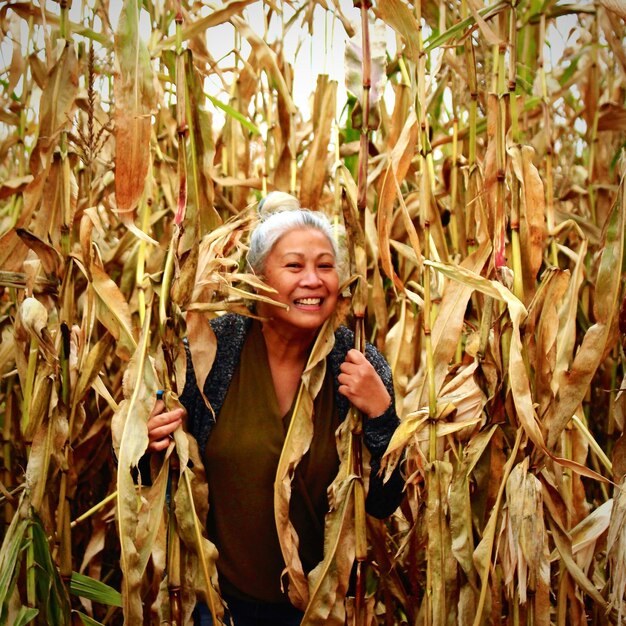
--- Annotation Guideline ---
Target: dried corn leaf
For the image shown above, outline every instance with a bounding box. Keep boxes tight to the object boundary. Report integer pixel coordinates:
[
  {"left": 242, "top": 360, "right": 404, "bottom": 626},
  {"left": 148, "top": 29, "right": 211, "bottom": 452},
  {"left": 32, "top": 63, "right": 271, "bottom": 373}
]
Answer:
[
  {"left": 377, "top": 111, "right": 418, "bottom": 291},
  {"left": 174, "top": 466, "right": 225, "bottom": 623},
  {"left": 439, "top": 361, "right": 485, "bottom": 435},
  {"left": 114, "top": 0, "right": 155, "bottom": 216},
  {"left": 69, "top": 335, "right": 111, "bottom": 409},
  {"left": 597, "top": 103, "right": 626, "bottom": 132},
  {"left": 300, "top": 76, "right": 337, "bottom": 211},
  {"left": 450, "top": 426, "right": 497, "bottom": 582},
  {"left": 410, "top": 241, "right": 490, "bottom": 410},
  {"left": 90, "top": 264, "right": 136, "bottom": 360},
  {"left": 427, "top": 460, "right": 457, "bottom": 626},
  {"left": 502, "top": 460, "right": 549, "bottom": 604},
  {"left": 274, "top": 318, "right": 336, "bottom": 609},
  {"left": 554, "top": 237, "right": 587, "bottom": 383},
  {"left": 532, "top": 269, "right": 569, "bottom": 417},
  {"left": 546, "top": 171, "right": 625, "bottom": 448},
  {"left": 16, "top": 228, "right": 63, "bottom": 277},
  {"left": 6, "top": 19, "right": 24, "bottom": 95},
  {"left": 507, "top": 144, "right": 546, "bottom": 298},
  {"left": 598, "top": 0, "right": 626, "bottom": 18},
  {"left": 26, "top": 391, "right": 67, "bottom": 511},
  {"left": 559, "top": 498, "right": 612, "bottom": 560},
  {"left": 426, "top": 259, "right": 547, "bottom": 453},
  {"left": 303, "top": 436, "right": 356, "bottom": 625},
  {"left": 30, "top": 43, "right": 78, "bottom": 173},
  {"left": 111, "top": 313, "right": 159, "bottom": 622},
  {"left": 2, "top": 168, "right": 50, "bottom": 268},
  {"left": 384, "top": 297, "right": 410, "bottom": 382},
  {"left": 345, "top": 22, "right": 387, "bottom": 129},
  {"left": 547, "top": 511, "right": 610, "bottom": 614},
  {"left": 607, "top": 478, "right": 626, "bottom": 622},
  {"left": 39, "top": 155, "right": 79, "bottom": 250},
  {"left": 180, "top": 49, "right": 221, "bottom": 252},
  {"left": 152, "top": 0, "right": 256, "bottom": 54},
  {"left": 472, "top": 429, "right": 523, "bottom": 626},
  {"left": 465, "top": 0, "right": 502, "bottom": 45},
  {"left": 375, "top": 0, "right": 420, "bottom": 61},
  {"left": 0, "top": 176, "right": 33, "bottom": 201},
  {"left": 231, "top": 16, "right": 296, "bottom": 116},
  {"left": 427, "top": 259, "right": 613, "bottom": 485}
]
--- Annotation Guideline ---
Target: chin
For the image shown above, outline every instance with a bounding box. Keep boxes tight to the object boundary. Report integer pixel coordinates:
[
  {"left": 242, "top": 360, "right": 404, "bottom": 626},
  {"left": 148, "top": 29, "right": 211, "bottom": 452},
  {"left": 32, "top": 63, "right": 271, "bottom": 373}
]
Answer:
[{"left": 286, "top": 312, "right": 331, "bottom": 333}]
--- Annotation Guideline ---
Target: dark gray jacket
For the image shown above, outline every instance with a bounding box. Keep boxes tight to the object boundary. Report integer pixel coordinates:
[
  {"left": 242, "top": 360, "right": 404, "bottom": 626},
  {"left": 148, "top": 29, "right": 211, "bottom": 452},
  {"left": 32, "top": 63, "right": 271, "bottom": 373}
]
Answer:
[{"left": 181, "top": 313, "right": 404, "bottom": 518}]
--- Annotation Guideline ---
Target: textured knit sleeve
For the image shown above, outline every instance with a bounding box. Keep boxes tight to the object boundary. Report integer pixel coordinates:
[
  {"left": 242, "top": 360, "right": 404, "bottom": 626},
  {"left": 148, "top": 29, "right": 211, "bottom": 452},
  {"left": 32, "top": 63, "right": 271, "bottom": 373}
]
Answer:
[
  {"left": 179, "top": 337, "right": 210, "bottom": 445},
  {"left": 331, "top": 327, "right": 405, "bottom": 519}
]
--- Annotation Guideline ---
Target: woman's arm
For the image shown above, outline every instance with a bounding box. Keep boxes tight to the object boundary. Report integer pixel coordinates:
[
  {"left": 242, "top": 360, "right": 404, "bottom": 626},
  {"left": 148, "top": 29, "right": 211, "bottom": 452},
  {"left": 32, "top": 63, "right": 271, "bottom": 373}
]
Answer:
[{"left": 336, "top": 340, "right": 405, "bottom": 519}]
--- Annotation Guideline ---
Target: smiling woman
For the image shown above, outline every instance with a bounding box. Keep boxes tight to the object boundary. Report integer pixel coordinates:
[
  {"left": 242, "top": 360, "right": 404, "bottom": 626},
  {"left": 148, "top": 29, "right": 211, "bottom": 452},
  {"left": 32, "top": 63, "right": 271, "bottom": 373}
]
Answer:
[{"left": 147, "top": 192, "right": 405, "bottom": 625}]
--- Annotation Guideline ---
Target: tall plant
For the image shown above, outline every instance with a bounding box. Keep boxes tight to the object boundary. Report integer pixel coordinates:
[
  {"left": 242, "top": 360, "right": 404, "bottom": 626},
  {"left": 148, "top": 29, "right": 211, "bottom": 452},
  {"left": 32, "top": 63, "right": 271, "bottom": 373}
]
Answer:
[{"left": 0, "top": 1, "right": 625, "bottom": 624}]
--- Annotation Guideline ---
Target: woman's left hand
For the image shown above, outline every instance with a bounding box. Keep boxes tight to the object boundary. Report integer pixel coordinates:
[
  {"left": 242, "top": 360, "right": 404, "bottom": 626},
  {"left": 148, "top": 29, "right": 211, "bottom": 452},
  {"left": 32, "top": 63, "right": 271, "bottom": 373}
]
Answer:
[{"left": 338, "top": 349, "right": 391, "bottom": 418}]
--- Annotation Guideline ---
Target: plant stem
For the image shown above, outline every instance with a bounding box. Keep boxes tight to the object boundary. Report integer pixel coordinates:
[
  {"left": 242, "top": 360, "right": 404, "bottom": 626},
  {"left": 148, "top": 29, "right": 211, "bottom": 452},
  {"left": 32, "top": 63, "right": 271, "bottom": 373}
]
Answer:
[
  {"left": 136, "top": 195, "right": 149, "bottom": 327},
  {"left": 71, "top": 491, "right": 118, "bottom": 528},
  {"left": 26, "top": 518, "right": 36, "bottom": 608},
  {"left": 167, "top": 464, "right": 182, "bottom": 625},
  {"left": 572, "top": 414, "right": 612, "bottom": 474},
  {"left": 3, "top": 376, "right": 15, "bottom": 526},
  {"left": 354, "top": 4, "right": 372, "bottom": 622},
  {"left": 538, "top": 14, "right": 557, "bottom": 266},
  {"left": 21, "top": 336, "right": 39, "bottom": 437}
]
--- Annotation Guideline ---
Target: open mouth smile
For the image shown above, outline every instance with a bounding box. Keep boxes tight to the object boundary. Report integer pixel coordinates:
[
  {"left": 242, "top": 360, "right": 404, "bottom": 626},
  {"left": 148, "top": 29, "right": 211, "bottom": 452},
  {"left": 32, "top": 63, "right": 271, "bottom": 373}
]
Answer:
[{"left": 294, "top": 297, "right": 323, "bottom": 306}]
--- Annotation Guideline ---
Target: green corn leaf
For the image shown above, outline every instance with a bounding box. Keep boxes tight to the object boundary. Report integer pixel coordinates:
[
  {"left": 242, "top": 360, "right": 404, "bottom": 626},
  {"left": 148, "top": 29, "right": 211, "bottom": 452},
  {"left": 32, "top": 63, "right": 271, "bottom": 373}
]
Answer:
[
  {"left": 30, "top": 515, "right": 70, "bottom": 625},
  {"left": 11, "top": 607, "right": 39, "bottom": 626},
  {"left": 0, "top": 516, "right": 29, "bottom": 612},
  {"left": 424, "top": 1, "right": 509, "bottom": 51},
  {"left": 70, "top": 572, "right": 123, "bottom": 607},
  {"left": 206, "top": 92, "right": 260, "bottom": 135},
  {"left": 73, "top": 610, "right": 106, "bottom": 626}
]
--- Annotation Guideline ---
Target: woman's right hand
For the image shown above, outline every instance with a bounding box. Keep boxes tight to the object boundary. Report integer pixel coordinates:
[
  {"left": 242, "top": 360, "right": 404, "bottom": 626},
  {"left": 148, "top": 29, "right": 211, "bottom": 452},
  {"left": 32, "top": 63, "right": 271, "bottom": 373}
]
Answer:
[{"left": 147, "top": 399, "right": 185, "bottom": 452}]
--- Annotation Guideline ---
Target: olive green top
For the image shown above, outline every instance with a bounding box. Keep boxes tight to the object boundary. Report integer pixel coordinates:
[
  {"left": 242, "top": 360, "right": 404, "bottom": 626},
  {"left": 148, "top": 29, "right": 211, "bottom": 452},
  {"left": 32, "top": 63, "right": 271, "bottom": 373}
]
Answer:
[{"left": 204, "top": 320, "right": 339, "bottom": 604}]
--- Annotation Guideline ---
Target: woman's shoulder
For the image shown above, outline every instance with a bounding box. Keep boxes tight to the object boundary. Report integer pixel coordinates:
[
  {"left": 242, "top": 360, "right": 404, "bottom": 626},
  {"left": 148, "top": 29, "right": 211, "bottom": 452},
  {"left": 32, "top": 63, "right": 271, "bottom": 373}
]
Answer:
[
  {"left": 209, "top": 312, "right": 251, "bottom": 337},
  {"left": 184, "top": 313, "right": 250, "bottom": 354}
]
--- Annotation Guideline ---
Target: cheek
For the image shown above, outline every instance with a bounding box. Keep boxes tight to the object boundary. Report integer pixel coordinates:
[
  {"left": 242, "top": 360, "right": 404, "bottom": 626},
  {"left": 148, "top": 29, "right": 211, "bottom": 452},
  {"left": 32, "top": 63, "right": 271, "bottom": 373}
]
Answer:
[{"left": 328, "top": 275, "right": 340, "bottom": 294}]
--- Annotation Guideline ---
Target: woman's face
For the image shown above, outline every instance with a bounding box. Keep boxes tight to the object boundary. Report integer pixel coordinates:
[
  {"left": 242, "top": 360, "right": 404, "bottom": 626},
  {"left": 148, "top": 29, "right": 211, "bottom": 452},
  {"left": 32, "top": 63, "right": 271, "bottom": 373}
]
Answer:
[{"left": 259, "top": 227, "right": 339, "bottom": 337}]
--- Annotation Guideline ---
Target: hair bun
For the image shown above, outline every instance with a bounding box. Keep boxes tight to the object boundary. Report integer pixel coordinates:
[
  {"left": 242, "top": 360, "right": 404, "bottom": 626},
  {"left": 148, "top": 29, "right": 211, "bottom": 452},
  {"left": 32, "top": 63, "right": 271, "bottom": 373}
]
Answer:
[{"left": 257, "top": 191, "right": 301, "bottom": 218}]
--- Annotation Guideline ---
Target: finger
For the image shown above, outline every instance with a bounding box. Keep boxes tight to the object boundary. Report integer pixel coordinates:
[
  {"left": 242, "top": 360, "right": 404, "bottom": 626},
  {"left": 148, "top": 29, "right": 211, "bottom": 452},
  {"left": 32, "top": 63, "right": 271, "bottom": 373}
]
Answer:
[
  {"left": 147, "top": 410, "right": 183, "bottom": 432},
  {"left": 148, "top": 418, "right": 182, "bottom": 441},
  {"left": 345, "top": 349, "right": 367, "bottom": 364},
  {"left": 147, "top": 411, "right": 184, "bottom": 439},
  {"left": 339, "top": 360, "right": 356, "bottom": 375},
  {"left": 148, "top": 437, "right": 174, "bottom": 453},
  {"left": 338, "top": 384, "right": 352, "bottom": 400},
  {"left": 148, "top": 408, "right": 184, "bottom": 429},
  {"left": 337, "top": 371, "right": 349, "bottom": 385}
]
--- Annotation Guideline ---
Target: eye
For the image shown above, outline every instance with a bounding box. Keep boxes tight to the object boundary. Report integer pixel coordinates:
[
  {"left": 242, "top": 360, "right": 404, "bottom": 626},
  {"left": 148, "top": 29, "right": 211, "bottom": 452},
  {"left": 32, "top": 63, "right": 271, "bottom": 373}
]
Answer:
[
  {"left": 318, "top": 263, "right": 335, "bottom": 270},
  {"left": 285, "top": 262, "right": 302, "bottom": 269}
]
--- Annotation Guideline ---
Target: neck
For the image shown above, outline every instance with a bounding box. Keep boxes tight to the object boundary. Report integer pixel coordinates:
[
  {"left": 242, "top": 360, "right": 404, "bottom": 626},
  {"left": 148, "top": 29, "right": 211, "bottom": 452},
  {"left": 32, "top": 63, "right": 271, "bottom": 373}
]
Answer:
[{"left": 260, "top": 320, "right": 315, "bottom": 364}]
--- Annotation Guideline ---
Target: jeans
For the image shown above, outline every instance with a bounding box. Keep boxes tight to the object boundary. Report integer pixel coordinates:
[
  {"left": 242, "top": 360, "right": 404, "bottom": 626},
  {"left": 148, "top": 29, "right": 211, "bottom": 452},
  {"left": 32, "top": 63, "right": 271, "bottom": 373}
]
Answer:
[{"left": 193, "top": 596, "right": 303, "bottom": 626}]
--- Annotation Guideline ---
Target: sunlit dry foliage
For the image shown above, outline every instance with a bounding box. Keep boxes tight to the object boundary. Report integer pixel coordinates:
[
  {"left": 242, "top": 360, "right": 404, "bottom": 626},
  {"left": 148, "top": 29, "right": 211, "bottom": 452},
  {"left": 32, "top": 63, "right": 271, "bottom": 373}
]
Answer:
[{"left": 0, "top": 0, "right": 625, "bottom": 625}]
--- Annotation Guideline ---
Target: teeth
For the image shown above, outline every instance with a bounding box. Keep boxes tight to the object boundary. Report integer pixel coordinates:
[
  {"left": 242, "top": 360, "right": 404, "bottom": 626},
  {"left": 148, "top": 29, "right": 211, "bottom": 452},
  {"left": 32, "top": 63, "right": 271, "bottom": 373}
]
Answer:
[{"left": 296, "top": 298, "right": 321, "bottom": 305}]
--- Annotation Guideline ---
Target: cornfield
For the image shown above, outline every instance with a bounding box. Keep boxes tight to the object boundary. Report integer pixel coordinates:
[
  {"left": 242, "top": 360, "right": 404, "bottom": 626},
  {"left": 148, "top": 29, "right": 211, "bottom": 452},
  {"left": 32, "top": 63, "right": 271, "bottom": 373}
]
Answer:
[{"left": 1, "top": 0, "right": 625, "bottom": 624}]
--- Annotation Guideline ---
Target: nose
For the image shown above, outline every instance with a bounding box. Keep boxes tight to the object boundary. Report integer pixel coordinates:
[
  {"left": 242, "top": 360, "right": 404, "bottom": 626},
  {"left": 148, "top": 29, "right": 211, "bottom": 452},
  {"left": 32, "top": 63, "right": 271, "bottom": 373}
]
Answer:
[{"left": 300, "top": 265, "right": 323, "bottom": 287}]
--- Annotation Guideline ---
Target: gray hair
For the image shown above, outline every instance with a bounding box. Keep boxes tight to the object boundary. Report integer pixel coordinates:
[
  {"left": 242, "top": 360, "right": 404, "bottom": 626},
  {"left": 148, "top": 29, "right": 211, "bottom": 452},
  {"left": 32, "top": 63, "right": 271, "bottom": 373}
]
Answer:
[{"left": 247, "top": 193, "right": 342, "bottom": 274}]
